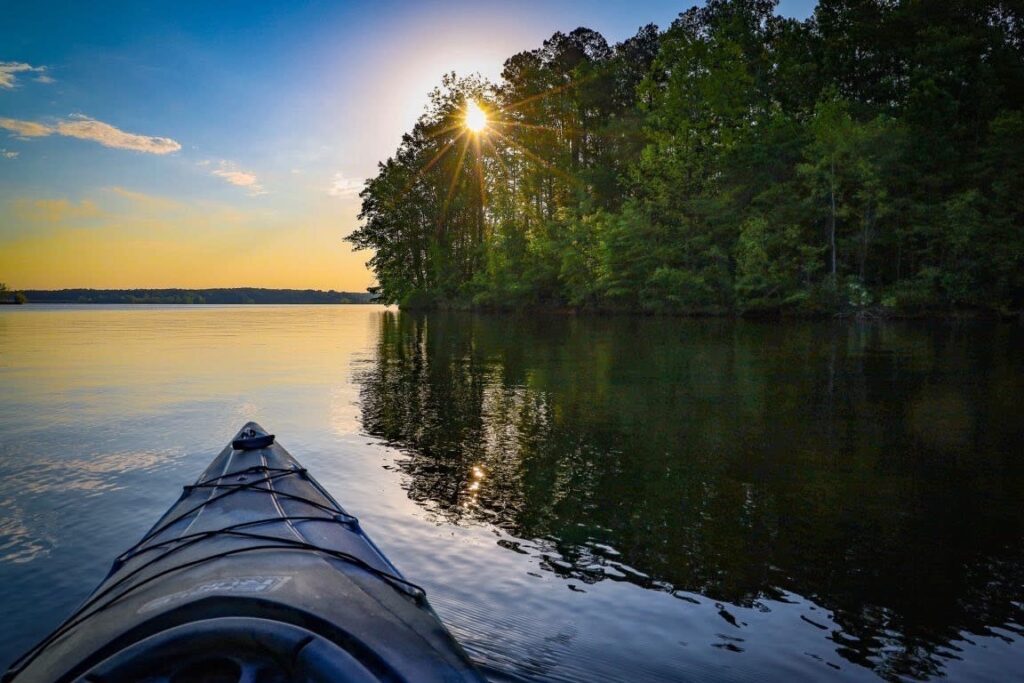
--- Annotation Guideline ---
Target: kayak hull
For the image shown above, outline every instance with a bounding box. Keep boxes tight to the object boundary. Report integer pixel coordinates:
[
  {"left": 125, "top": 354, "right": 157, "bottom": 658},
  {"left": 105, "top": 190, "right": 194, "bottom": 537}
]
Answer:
[{"left": 4, "top": 423, "right": 483, "bottom": 682}]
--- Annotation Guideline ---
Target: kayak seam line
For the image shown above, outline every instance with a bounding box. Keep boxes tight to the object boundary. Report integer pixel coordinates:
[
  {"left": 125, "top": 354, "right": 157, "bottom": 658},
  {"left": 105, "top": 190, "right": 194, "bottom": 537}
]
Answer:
[
  {"left": 179, "top": 443, "right": 237, "bottom": 539},
  {"left": 124, "top": 468, "right": 322, "bottom": 554},
  {"left": 259, "top": 451, "right": 306, "bottom": 545},
  {"left": 120, "top": 516, "right": 352, "bottom": 562}
]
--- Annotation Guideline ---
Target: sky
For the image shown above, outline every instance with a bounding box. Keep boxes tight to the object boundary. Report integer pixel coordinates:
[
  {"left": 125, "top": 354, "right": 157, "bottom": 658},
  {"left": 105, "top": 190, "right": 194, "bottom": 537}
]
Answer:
[{"left": 0, "top": 0, "right": 816, "bottom": 291}]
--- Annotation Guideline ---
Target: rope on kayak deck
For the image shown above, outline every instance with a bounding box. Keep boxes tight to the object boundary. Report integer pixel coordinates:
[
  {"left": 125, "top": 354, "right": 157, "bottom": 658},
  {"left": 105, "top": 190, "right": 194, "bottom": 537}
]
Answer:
[
  {"left": 124, "top": 465, "right": 350, "bottom": 553},
  {"left": 1, "top": 465, "right": 427, "bottom": 683}
]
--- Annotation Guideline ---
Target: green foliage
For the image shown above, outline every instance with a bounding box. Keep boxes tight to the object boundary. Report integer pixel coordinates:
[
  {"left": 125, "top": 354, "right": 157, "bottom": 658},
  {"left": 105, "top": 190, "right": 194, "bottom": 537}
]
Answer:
[
  {"left": 882, "top": 272, "right": 940, "bottom": 312},
  {"left": 348, "top": 0, "right": 1024, "bottom": 316},
  {"left": 400, "top": 289, "right": 437, "bottom": 310},
  {"left": 734, "top": 216, "right": 813, "bottom": 313},
  {"left": 557, "top": 212, "right": 603, "bottom": 307}
]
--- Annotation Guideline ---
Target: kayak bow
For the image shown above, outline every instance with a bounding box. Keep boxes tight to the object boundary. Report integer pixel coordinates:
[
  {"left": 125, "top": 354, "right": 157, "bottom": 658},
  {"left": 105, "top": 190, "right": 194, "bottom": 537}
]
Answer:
[{"left": 4, "top": 423, "right": 484, "bottom": 682}]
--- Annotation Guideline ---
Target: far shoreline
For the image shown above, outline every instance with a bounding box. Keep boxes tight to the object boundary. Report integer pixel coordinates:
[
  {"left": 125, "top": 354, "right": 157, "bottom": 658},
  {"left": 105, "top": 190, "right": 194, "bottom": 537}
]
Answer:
[{"left": 14, "top": 287, "right": 377, "bottom": 305}]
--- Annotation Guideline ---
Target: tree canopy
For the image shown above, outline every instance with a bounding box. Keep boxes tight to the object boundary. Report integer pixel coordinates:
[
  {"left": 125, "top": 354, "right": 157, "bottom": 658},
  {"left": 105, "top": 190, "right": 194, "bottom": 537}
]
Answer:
[{"left": 347, "top": 0, "right": 1024, "bottom": 316}]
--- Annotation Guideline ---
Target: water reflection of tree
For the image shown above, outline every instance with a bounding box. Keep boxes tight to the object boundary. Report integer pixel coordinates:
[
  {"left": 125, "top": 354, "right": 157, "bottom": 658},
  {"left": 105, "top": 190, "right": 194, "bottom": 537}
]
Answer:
[{"left": 356, "top": 311, "right": 1024, "bottom": 679}]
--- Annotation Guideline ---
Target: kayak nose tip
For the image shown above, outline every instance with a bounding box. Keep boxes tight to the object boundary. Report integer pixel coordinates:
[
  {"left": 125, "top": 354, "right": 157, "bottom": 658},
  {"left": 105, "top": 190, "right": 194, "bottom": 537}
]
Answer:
[
  {"left": 231, "top": 422, "right": 275, "bottom": 451},
  {"left": 240, "top": 420, "right": 267, "bottom": 435},
  {"left": 232, "top": 430, "right": 276, "bottom": 451}
]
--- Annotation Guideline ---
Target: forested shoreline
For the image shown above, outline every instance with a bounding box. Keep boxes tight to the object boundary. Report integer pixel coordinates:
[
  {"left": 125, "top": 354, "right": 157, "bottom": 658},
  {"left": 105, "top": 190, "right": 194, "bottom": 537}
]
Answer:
[
  {"left": 18, "top": 289, "right": 375, "bottom": 304},
  {"left": 347, "top": 0, "right": 1024, "bottom": 317}
]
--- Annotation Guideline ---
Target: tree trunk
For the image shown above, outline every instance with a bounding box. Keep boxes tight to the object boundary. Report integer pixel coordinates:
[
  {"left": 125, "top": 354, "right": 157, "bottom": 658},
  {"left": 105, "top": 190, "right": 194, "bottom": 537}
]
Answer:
[
  {"left": 829, "top": 158, "right": 838, "bottom": 278},
  {"left": 859, "top": 205, "right": 873, "bottom": 281}
]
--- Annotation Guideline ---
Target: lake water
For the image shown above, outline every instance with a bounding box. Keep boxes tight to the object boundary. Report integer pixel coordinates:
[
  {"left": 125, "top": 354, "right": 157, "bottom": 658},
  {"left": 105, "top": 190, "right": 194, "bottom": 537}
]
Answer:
[{"left": 0, "top": 305, "right": 1021, "bottom": 682}]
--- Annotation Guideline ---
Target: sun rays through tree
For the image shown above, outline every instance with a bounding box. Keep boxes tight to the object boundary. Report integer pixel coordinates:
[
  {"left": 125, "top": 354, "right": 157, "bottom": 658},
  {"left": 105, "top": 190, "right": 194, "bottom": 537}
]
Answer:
[{"left": 347, "top": 2, "right": 1024, "bottom": 315}]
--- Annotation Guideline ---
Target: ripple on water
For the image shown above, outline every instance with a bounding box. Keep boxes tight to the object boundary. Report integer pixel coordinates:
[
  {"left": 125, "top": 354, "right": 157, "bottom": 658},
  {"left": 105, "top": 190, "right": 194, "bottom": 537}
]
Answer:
[
  {"left": 2, "top": 306, "right": 1022, "bottom": 682},
  {"left": 0, "top": 448, "right": 183, "bottom": 566},
  {"left": 14, "top": 449, "right": 180, "bottom": 496},
  {"left": 0, "top": 499, "right": 53, "bottom": 564}
]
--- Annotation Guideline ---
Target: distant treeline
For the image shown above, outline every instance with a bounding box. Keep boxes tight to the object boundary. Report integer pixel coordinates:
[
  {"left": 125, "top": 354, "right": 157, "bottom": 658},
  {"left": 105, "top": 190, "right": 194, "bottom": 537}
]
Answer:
[
  {"left": 21, "top": 288, "right": 376, "bottom": 304},
  {"left": 348, "top": 0, "right": 1024, "bottom": 316}
]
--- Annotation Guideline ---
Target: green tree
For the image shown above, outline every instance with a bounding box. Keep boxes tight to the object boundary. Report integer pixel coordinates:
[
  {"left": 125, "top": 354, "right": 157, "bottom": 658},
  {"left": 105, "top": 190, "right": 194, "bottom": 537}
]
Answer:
[{"left": 347, "top": 0, "right": 1024, "bottom": 317}]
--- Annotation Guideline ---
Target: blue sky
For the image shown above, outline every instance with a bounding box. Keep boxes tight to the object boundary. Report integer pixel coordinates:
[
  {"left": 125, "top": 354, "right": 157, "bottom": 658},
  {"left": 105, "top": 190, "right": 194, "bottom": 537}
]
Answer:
[{"left": 0, "top": 0, "right": 816, "bottom": 290}]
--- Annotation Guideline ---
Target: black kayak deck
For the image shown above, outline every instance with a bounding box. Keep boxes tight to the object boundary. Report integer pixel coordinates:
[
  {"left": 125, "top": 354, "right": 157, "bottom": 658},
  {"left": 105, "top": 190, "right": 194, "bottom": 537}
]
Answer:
[{"left": 4, "top": 422, "right": 484, "bottom": 682}]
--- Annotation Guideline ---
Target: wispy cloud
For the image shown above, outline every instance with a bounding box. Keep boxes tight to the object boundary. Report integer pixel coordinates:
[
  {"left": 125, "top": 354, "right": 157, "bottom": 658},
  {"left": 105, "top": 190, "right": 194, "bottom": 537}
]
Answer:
[
  {"left": 210, "top": 161, "right": 266, "bottom": 195},
  {"left": 106, "top": 186, "right": 183, "bottom": 212},
  {"left": 0, "top": 117, "right": 52, "bottom": 138},
  {"left": 213, "top": 168, "right": 259, "bottom": 188},
  {"left": 13, "top": 197, "right": 103, "bottom": 224},
  {"left": 328, "top": 172, "right": 363, "bottom": 198},
  {"left": 0, "top": 114, "right": 181, "bottom": 154},
  {"left": 1, "top": 148, "right": 17, "bottom": 159},
  {"left": 0, "top": 62, "right": 50, "bottom": 89},
  {"left": 57, "top": 115, "right": 180, "bottom": 154}
]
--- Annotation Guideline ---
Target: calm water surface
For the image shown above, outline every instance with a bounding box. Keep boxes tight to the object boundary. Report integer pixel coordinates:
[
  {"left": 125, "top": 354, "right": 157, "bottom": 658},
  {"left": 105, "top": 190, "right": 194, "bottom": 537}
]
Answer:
[{"left": 0, "top": 305, "right": 1021, "bottom": 681}]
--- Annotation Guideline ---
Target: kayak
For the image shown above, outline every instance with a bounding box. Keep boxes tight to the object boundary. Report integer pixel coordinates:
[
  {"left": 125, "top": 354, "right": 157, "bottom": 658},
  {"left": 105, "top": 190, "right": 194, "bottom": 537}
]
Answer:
[{"left": 3, "top": 423, "right": 485, "bottom": 682}]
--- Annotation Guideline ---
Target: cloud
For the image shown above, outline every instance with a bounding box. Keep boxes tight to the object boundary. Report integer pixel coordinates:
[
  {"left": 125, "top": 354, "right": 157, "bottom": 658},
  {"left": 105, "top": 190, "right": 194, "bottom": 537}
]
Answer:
[
  {"left": 34, "top": 74, "right": 55, "bottom": 85},
  {"left": 0, "top": 117, "right": 52, "bottom": 138},
  {"left": 0, "top": 115, "right": 180, "bottom": 154},
  {"left": 1, "top": 148, "right": 17, "bottom": 159},
  {"left": 210, "top": 161, "right": 266, "bottom": 195},
  {"left": 0, "top": 62, "right": 49, "bottom": 89},
  {"left": 213, "top": 168, "right": 259, "bottom": 187},
  {"left": 57, "top": 115, "right": 180, "bottom": 154},
  {"left": 328, "top": 172, "right": 363, "bottom": 198},
  {"left": 13, "top": 198, "right": 103, "bottom": 224},
  {"left": 106, "top": 186, "right": 183, "bottom": 212}
]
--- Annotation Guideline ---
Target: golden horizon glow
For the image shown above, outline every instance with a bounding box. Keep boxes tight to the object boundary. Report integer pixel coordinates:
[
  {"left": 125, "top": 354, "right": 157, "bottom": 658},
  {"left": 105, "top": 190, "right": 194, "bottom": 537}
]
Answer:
[
  {"left": 0, "top": 188, "right": 375, "bottom": 291},
  {"left": 464, "top": 99, "right": 487, "bottom": 133}
]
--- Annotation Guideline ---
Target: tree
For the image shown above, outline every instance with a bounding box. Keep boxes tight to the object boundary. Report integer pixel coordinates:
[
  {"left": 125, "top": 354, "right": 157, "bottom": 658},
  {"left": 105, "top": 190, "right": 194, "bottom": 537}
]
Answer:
[{"left": 347, "top": 1, "right": 1024, "bottom": 317}]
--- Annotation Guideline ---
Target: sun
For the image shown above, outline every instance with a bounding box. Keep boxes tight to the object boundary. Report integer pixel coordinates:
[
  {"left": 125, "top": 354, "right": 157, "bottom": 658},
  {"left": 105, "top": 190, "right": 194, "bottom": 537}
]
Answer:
[{"left": 464, "top": 99, "right": 487, "bottom": 133}]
